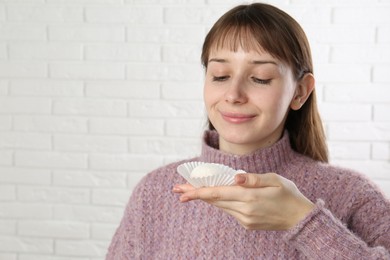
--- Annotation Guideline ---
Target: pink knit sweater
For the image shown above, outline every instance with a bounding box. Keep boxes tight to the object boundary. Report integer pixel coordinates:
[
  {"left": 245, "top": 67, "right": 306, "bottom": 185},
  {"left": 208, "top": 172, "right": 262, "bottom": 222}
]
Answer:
[{"left": 107, "top": 131, "right": 390, "bottom": 259}]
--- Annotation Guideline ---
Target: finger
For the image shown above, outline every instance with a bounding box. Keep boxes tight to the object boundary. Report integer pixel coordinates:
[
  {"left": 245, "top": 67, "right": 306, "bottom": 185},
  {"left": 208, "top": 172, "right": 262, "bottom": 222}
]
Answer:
[
  {"left": 179, "top": 186, "right": 245, "bottom": 203},
  {"left": 235, "top": 173, "right": 281, "bottom": 188},
  {"left": 172, "top": 183, "right": 195, "bottom": 193}
]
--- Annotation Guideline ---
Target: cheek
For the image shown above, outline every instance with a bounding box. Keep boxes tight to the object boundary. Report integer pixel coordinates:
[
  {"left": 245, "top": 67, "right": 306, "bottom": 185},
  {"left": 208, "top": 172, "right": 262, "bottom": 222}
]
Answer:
[{"left": 203, "top": 84, "right": 219, "bottom": 110}]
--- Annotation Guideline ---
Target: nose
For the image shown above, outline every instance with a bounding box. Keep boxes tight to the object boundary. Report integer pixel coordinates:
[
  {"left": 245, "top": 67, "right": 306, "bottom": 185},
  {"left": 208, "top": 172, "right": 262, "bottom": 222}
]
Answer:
[{"left": 224, "top": 79, "right": 248, "bottom": 104}]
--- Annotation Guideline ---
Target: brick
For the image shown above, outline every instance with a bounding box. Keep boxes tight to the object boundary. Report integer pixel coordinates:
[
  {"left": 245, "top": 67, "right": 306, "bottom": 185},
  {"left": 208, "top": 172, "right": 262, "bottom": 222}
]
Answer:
[
  {"left": 162, "top": 44, "right": 201, "bottom": 63},
  {"left": 53, "top": 205, "right": 123, "bottom": 223},
  {"left": 0, "top": 80, "right": 7, "bottom": 95},
  {"left": 286, "top": 5, "right": 331, "bottom": 24},
  {"left": 0, "top": 203, "right": 52, "bottom": 219},
  {"left": 18, "top": 220, "right": 89, "bottom": 239},
  {"left": 315, "top": 64, "right": 371, "bottom": 83},
  {"left": 0, "top": 62, "right": 47, "bottom": 78},
  {"left": 304, "top": 25, "right": 375, "bottom": 44},
  {"left": 53, "top": 98, "right": 127, "bottom": 116},
  {"left": 328, "top": 141, "right": 370, "bottom": 160},
  {"left": 127, "top": 172, "right": 146, "bottom": 191},
  {"left": 0, "top": 254, "right": 17, "bottom": 260},
  {"left": 86, "top": 81, "right": 160, "bottom": 99},
  {"left": 89, "top": 118, "right": 164, "bottom": 136},
  {"left": 17, "top": 186, "right": 90, "bottom": 204},
  {"left": 52, "top": 170, "right": 127, "bottom": 188},
  {"left": 0, "top": 97, "right": 51, "bottom": 114},
  {"left": 126, "top": 63, "right": 203, "bottom": 81},
  {"left": 19, "top": 255, "right": 88, "bottom": 260},
  {"left": 7, "top": 4, "right": 83, "bottom": 22},
  {"left": 374, "top": 105, "right": 390, "bottom": 121},
  {"left": 0, "top": 24, "right": 46, "bottom": 41},
  {"left": 0, "top": 116, "right": 12, "bottom": 130},
  {"left": 54, "top": 134, "right": 127, "bottom": 153},
  {"left": 91, "top": 223, "right": 117, "bottom": 240},
  {"left": 127, "top": 26, "right": 204, "bottom": 44},
  {"left": 90, "top": 154, "right": 163, "bottom": 171},
  {"left": 0, "top": 43, "right": 6, "bottom": 60},
  {"left": 330, "top": 44, "right": 390, "bottom": 63},
  {"left": 129, "top": 0, "right": 202, "bottom": 3},
  {"left": 373, "top": 179, "right": 390, "bottom": 199},
  {"left": 0, "top": 6, "right": 4, "bottom": 21},
  {"left": 15, "top": 151, "right": 88, "bottom": 169},
  {"left": 1, "top": 0, "right": 44, "bottom": 2},
  {"left": 0, "top": 152, "right": 13, "bottom": 166},
  {"left": 311, "top": 44, "right": 330, "bottom": 63},
  {"left": 55, "top": 240, "right": 108, "bottom": 257},
  {"left": 318, "top": 103, "right": 372, "bottom": 121},
  {"left": 48, "top": 0, "right": 121, "bottom": 3},
  {"left": 0, "top": 237, "right": 53, "bottom": 253},
  {"left": 14, "top": 115, "right": 87, "bottom": 133},
  {"left": 164, "top": 6, "right": 221, "bottom": 24},
  {"left": 128, "top": 100, "right": 203, "bottom": 118},
  {"left": 328, "top": 122, "right": 390, "bottom": 141},
  {"left": 291, "top": 0, "right": 373, "bottom": 3},
  {"left": 333, "top": 6, "right": 390, "bottom": 24},
  {"left": 0, "top": 220, "right": 16, "bottom": 235},
  {"left": 0, "top": 167, "right": 51, "bottom": 184},
  {"left": 92, "top": 188, "right": 130, "bottom": 206},
  {"left": 130, "top": 137, "right": 200, "bottom": 156},
  {"left": 85, "top": 43, "right": 160, "bottom": 62},
  {"left": 161, "top": 82, "right": 202, "bottom": 100},
  {"left": 166, "top": 118, "right": 205, "bottom": 137},
  {"left": 86, "top": 6, "right": 163, "bottom": 24},
  {"left": 50, "top": 62, "right": 125, "bottom": 80},
  {"left": 372, "top": 142, "right": 390, "bottom": 160},
  {"left": 0, "top": 185, "right": 16, "bottom": 201},
  {"left": 10, "top": 79, "right": 83, "bottom": 96},
  {"left": 373, "top": 65, "right": 390, "bottom": 83},
  {"left": 378, "top": 26, "right": 390, "bottom": 43},
  {"left": 331, "top": 159, "right": 390, "bottom": 180},
  {"left": 0, "top": 132, "right": 51, "bottom": 150},
  {"left": 324, "top": 85, "right": 390, "bottom": 103},
  {"left": 9, "top": 43, "right": 82, "bottom": 60},
  {"left": 49, "top": 25, "right": 125, "bottom": 42}
]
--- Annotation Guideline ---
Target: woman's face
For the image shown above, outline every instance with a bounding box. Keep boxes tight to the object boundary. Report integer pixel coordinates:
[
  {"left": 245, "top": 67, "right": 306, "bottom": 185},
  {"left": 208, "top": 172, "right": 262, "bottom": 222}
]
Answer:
[{"left": 204, "top": 47, "right": 298, "bottom": 155}]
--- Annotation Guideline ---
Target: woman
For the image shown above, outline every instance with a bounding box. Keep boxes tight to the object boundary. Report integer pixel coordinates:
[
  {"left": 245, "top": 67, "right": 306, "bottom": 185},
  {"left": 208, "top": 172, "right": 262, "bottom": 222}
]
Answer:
[{"left": 107, "top": 3, "right": 390, "bottom": 259}]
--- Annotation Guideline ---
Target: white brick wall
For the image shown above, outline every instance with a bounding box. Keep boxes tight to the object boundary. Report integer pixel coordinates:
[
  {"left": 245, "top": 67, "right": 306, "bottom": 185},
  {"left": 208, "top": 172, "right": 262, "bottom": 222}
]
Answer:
[{"left": 0, "top": 0, "right": 389, "bottom": 259}]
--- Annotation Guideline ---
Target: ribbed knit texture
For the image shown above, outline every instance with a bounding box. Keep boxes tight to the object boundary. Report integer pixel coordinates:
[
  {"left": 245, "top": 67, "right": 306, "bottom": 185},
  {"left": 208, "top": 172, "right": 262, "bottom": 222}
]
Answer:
[{"left": 107, "top": 131, "right": 390, "bottom": 259}]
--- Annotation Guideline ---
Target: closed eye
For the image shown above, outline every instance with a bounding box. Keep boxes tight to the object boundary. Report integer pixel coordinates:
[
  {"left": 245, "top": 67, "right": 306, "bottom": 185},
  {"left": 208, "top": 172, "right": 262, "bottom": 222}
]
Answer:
[
  {"left": 212, "top": 76, "right": 230, "bottom": 82},
  {"left": 251, "top": 77, "right": 272, "bottom": 85}
]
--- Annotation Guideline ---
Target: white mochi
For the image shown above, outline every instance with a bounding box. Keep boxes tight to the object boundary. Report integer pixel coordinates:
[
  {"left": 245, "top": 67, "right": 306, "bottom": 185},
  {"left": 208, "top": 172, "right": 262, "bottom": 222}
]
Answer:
[{"left": 190, "top": 163, "right": 222, "bottom": 178}]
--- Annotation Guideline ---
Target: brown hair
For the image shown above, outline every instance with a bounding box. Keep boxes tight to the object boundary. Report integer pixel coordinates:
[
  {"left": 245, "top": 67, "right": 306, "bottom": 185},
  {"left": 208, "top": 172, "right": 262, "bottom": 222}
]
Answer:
[{"left": 201, "top": 3, "right": 328, "bottom": 162}]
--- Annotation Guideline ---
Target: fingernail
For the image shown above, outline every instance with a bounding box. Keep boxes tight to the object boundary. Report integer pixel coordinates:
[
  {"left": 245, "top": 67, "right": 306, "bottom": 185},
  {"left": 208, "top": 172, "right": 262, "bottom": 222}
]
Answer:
[
  {"left": 172, "top": 185, "right": 182, "bottom": 193},
  {"left": 235, "top": 174, "right": 246, "bottom": 184}
]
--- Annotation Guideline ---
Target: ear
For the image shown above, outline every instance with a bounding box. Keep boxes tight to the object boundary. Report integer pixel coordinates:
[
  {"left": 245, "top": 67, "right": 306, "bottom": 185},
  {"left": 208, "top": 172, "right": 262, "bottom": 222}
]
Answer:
[{"left": 290, "top": 73, "right": 315, "bottom": 111}]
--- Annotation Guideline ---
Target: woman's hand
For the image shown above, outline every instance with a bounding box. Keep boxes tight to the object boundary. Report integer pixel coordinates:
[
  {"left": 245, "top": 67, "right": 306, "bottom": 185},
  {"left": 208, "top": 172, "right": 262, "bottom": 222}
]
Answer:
[{"left": 172, "top": 173, "right": 315, "bottom": 230}]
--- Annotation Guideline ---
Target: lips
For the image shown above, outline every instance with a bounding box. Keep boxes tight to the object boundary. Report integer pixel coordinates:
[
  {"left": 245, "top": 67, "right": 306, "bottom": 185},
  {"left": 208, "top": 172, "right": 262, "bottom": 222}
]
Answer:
[{"left": 220, "top": 111, "right": 257, "bottom": 124}]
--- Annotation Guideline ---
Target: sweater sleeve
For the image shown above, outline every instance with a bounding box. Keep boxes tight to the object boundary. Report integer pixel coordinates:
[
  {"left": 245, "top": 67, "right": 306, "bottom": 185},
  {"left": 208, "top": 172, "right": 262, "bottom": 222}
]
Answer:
[{"left": 284, "top": 196, "right": 390, "bottom": 259}]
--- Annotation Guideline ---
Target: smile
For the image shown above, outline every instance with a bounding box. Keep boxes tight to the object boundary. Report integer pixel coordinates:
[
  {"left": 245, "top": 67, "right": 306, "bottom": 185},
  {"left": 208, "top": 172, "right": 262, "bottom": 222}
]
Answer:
[{"left": 220, "top": 111, "right": 257, "bottom": 124}]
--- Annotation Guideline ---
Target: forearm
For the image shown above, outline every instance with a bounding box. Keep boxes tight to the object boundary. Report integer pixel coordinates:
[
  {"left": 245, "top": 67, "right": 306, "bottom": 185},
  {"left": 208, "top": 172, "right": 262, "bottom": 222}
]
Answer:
[{"left": 284, "top": 200, "right": 390, "bottom": 259}]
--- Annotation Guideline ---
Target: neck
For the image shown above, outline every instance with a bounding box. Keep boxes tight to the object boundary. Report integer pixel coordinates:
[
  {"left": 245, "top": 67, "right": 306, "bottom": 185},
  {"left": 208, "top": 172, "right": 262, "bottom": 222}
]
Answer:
[
  {"left": 218, "top": 133, "right": 283, "bottom": 156},
  {"left": 201, "top": 130, "right": 296, "bottom": 174}
]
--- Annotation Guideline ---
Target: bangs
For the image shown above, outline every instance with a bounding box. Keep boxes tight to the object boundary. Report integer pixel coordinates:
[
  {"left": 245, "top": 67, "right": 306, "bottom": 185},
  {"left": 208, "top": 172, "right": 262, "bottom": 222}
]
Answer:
[{"left": 210, "top": 24, "right": 266, "bottom": 56}]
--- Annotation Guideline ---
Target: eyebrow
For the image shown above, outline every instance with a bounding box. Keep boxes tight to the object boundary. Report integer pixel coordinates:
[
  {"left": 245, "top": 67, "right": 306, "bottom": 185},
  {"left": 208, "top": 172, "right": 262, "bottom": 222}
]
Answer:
[{"left": 208, "top": 58, "right": 278, "bottom": 66}]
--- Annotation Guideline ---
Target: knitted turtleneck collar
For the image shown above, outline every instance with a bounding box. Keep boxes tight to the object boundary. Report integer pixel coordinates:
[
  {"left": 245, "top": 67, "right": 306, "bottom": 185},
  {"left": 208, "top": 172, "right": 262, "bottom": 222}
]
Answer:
[{"left": 200, "top": 130, "right": 296, "bottom": 174}]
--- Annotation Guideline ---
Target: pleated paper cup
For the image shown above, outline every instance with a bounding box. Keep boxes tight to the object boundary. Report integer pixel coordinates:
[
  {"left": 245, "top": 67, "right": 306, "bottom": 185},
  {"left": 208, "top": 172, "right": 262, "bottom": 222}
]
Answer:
[{"left": 177, "top": 162, "right": 246, "bottom": 188}]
